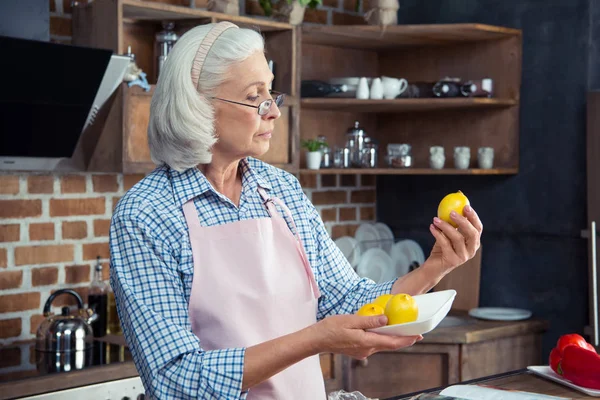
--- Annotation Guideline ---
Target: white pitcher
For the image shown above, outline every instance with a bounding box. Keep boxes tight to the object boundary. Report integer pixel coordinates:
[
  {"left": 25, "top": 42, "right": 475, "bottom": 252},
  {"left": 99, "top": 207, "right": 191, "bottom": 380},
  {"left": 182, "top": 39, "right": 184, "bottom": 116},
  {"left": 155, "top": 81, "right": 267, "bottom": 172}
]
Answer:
[{"left": 381, "top": 76, "right": 409, "bottom": 99}]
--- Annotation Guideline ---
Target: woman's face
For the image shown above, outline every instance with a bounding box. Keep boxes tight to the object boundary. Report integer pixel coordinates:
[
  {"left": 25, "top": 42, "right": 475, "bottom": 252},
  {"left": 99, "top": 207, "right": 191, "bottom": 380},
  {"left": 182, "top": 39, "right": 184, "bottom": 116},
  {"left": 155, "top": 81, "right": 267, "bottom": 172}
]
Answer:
[{"left": 212, "top": 51, "right": 281, "bottom": 161}]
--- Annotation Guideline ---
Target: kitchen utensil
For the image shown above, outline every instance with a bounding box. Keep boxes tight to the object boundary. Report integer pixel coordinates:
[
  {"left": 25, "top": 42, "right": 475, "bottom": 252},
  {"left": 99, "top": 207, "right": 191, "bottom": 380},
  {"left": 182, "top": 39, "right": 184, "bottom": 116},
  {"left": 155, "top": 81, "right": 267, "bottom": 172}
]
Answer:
[
  {"left": 356, "top": 77, "right": 370, "bottom": 99},
  {"left": 345, "top": 121, "right": 367, "bottom": 167},
  {"left": 356, "top": 248, "right": 395, "bottom": 283},
  {"left": 321, "top": 146, "right": 332, "bottom": 168},
  {"left": 355, "top": 223, "right": 380, "bottom": 251},
  {"left": 527, "top": 366, "right": 600, "bottom": 397},
  {"left": 154, "top": 21, "right": 178, "bottom": 78},
  {"left": 433, "top": 77, "right": 461, "bottom": 98},
  {"left": 469, "top": 307, "right": 532, "bottom": 321},
  {"left": 461, "top": 78, "right": 494, "bottom": 97},
  {"left": 477, "top": 147, "right": 494, "bottom": 169},
  {"left": 429, "top": 146, "right": 445, "bottom": 169},
  {"left": 454, "top": 146, "right": 471, "bottom": 169},
  {"left": 35, "top": 289, "right": 98, "bottom": 373},
  {"left": 387, "top": 144, "right": 412, "bottom": 168},
  {"left": 327, "top": 77, "right": 373, "bottom": 98},
  {"left": 381, "top": 76, "right": 409, "bottom": 99},
  {"left": 361, "top": 143, "right": 378, "bottom": 168},
  {"left": 369, "top": 77, "right": 384, "bottom": 99},
  {"left": 368, "top": 290, "right": 457, "bottom": 336},
  {"left": 334, "top": 236, "right": 361, "bottom": 269}
]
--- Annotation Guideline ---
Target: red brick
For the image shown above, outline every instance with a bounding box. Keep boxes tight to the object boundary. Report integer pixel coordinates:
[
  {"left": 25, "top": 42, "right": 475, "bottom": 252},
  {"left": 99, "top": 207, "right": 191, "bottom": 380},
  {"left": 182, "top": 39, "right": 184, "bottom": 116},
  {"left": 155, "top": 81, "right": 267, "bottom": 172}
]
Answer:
[
  {"left": 0, "top": 248, "right": 6, "bottom": 268},
  {"left": 0, "top": 224, "right": 20, "bottom": 242},
  {"left": 27, "top": 175, "right": 54, "bottom": 194},
  {"left": 361, "top": 175, "right": 376, "bottom": 187},
  {"left": 312, "top": 190, "right": 347, "bottom": 205},
  {"left": 50, "top": 198, "right": 105, "bottom": 216},
  {"left": 14, "top": 244, "right": 74, "bottom": 266},
  {"left": 343, "top": 0, "right": 358, "bottom": 11},
  {"left": 304, "top": 8, "right": 328, "bottom": 24},
  {"left": 0, "top": 200, "right": 42, "bottom": 219},
  {"left": 112, "top": 196, "right": 122, "bottom": 212},
  {"left": 60, "top": 175, "right": 86, "bottom": 193},
  {"left": 0, "top": 176, "right": 20, "bottom": 194},
  {"left": 93, "top": 219, "right": 111, "bottom": 237},
  {"left": 29, "top": 222, "right": 55, "bottom": 241},
  {"left": 321, "top": 208, "right": 337, "bottom": 222},
  {"left": 331, "top": 224, "right": 360, "bottom": 239},
  {"left": 299, "top": 173, "right": 317, "bottom": 189},
  {"left": 0, "top": 348, "right": 20, "bottom": 368},
  {"left": 101, "top": 262, "right": 111, "bottom": 281},
  {"left": 50, "top": 16, "right": 71, "bottom": 36},
  {"left": 332, "top": 11, "right": 366, "bottom": 24},
  {"left": 321, "top": 175, "right": 337, "bottom": 187},
  {"left": 83, "top": 242, "right": 109, "bottom": 260},
  {"left": 0, "top": 318, "right": 22, "bottom": 339},
  {"left": 360, "top": 206, "right": 375, "bottom": 221},
  {"left": 30, "top": 314, "right": 45, "bottom": 334},
  {"left": 92, "top": 175, "right": 119, "bottom": 193},
  {"left": 62, "top": 221, "right": 88, "bottom": 239},
  {"left": 65, "top": 264, "right": 91, "bottom": 284},
  {"left": 340, "top": 175, "right": 357, "bottom": 187},
  {"left": 123, "top": 174, "right": 145, "bottom": 191},
  {"left": 324, "top": 0, "right": 340, "bottom": 7},
  {"left": 51, "top": 287, "right": 89, "bottom": 307},
  {"left": 339, "top": 207, "right": 357, "bottom": 221},
  {"left": 0, "top": 292, "right": 40, "bottom": 313},
  {"left": 350, "top": 189, "right": 376, "bottom": 203},
  {"left": 0, "top": 270, "right": 23, "bottom": 290},
  {"left": 32, "top": 267, "right": 59, "bottom": 286}
]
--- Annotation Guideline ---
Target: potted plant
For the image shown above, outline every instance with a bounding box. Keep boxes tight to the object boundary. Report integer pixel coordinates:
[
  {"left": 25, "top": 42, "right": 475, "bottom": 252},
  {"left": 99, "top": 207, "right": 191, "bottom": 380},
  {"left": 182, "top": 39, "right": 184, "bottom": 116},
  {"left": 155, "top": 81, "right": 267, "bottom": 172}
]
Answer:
[
  {"left": 260, "top": 0, "right": 322, "bottom": 25},
  {"left": 302, "top": 138, "right": 327, "bottom": 170}
]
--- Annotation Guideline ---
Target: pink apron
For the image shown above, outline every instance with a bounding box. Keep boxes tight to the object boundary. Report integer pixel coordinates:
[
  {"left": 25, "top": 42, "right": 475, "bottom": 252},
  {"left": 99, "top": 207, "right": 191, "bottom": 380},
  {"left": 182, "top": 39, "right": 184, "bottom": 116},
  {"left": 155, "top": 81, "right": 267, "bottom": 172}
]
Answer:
[{"left": 182, "top": 187, "right": 327, "bottom": 399}]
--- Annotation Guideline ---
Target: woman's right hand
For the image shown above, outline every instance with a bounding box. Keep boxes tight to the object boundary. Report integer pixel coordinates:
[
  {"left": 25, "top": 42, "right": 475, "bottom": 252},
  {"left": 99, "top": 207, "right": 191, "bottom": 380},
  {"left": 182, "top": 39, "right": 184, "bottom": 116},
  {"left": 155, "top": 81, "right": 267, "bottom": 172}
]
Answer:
[{"left": 309, "top": 314, "right": 422, "bottom": 359}]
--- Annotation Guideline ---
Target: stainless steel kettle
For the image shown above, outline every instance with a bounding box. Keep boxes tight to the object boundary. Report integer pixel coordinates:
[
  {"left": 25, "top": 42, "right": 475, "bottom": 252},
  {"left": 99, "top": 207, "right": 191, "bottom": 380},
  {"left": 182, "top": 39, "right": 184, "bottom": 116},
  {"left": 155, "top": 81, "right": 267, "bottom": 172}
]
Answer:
[{"left": 36, "top": 289, "right": 97, "bottom": 353}]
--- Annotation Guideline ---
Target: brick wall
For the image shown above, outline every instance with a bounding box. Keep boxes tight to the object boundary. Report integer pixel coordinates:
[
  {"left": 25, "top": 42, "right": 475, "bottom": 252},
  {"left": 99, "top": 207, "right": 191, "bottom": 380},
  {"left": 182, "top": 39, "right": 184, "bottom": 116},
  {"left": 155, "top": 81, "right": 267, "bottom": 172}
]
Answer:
[{"left": 0, "top": 0, "right": 375, "bottom": 345}]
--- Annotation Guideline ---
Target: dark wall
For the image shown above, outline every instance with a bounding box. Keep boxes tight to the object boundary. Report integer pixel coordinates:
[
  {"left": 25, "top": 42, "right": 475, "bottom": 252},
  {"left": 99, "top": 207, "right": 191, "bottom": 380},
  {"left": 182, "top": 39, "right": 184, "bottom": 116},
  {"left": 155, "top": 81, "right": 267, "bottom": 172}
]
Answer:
[{"left": 379, "top": 0, "right": 592, "bottom": 358}]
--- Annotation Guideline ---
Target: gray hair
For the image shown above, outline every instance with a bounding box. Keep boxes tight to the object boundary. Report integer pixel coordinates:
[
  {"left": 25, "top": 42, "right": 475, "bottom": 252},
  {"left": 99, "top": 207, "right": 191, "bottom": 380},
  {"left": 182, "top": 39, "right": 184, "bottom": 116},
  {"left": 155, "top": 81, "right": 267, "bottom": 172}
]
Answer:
[{"left": 147, "top": 24, "right": 265, "bottom": 171}]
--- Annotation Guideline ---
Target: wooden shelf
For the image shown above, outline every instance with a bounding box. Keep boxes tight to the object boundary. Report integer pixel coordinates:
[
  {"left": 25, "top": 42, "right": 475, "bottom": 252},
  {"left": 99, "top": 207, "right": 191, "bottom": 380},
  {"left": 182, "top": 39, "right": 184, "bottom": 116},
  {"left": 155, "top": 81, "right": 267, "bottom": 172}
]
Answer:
[
  {"left": 300, "top": 168, "right": 518, "bottom": 175},
  {"left": 122, "top": 0, "right": 292, "bottom": 31},
  {"left": 301, "top": 24, "right": 522, "bottom": 50},
  {"left": 300, "top": 98, "right": 517, "bottom": 113}
]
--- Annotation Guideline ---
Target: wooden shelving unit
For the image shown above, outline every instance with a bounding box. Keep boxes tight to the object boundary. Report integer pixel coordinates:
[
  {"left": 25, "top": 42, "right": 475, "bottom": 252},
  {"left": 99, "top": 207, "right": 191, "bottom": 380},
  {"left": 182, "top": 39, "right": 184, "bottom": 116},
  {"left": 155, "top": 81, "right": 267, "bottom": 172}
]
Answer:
[
  {"left": 299, "top": 23, "right": 522, "bottom": 173},
  {"left": 300, "top": 168, "right": 518, "bottom": 175}
]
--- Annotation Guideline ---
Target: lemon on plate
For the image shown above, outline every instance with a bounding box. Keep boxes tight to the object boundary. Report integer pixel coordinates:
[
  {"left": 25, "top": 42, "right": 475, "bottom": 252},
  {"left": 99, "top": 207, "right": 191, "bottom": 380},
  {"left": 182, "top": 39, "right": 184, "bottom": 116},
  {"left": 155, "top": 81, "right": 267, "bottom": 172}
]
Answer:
[
  {"left": 373, "top": 294, "right": 394, "bottom": 309},
  {"left": 356, "top": 303, "right": 385, "bottom": 317},
  {"left": 385, "top": 293, "right": 418, "bottom": 325},
  {"left": 437, "top": 190, "right": 470, "bottom": 228}
]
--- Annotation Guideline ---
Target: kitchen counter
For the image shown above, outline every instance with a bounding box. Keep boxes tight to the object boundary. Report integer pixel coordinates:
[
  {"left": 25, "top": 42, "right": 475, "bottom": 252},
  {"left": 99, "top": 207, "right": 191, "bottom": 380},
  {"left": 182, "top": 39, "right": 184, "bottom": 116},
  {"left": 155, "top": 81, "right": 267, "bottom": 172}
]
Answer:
[
  {"left": 388, "top": 368, "right": 595, "bottom": 399},
  {"left": 0, "top": 335, "right": 137, "bottom": 400}
]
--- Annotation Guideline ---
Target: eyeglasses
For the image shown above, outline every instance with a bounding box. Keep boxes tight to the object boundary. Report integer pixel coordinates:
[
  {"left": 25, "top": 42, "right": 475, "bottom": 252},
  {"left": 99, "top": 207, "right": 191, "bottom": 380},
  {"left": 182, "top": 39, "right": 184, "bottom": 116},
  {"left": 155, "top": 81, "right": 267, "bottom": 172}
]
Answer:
[{"left": 213, "top": 91, "right": 285, "bottom": 116}]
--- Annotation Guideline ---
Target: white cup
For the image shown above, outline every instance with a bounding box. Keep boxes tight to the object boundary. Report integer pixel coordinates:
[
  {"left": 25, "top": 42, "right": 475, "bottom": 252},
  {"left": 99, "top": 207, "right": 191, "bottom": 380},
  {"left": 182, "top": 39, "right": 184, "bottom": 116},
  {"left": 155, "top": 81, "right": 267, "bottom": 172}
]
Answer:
[
  {"left": 478, "top": 147, "right": 494, "bottom": 169},
  {"left": 356, "top": 77, "right": 370, "bottom": 99},
  {"left": 429, "top": 146, "right": 445, "bottom": 169},
  {"left": 381, "top": 76, "right": 409, "bottom": 99},
  {"left": 454, "top": 146, "right": 471, "bottom": 169},
  {"left": 370, "top": 78, "right": 384, "bottom": 100}
]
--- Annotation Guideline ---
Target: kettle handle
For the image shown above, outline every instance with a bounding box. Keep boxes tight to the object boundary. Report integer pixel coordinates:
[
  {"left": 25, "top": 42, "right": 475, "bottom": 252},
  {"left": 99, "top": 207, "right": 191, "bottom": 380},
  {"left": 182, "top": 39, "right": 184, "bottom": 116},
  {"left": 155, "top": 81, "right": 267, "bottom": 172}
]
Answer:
[{"left": 43, "top": 289, "right": 84, "bottom": 315}]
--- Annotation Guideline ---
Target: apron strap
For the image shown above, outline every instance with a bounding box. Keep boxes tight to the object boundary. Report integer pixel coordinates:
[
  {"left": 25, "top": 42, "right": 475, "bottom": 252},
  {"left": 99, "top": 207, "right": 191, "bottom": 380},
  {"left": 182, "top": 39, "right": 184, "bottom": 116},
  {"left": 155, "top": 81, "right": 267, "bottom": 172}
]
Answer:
[{"left": 182, "top": 200, "right": 203, "bottom": 230}]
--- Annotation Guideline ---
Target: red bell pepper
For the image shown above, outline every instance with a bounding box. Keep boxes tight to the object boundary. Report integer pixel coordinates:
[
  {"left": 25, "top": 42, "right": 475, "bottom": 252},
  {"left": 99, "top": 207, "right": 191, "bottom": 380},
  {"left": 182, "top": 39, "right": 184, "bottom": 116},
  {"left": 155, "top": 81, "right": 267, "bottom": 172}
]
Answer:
[
  {"left": 562, "top": 345, "right": 600, "bottom": 389},
  {"left": 549, "top": 333, "right": 596, "bottom": 375}
]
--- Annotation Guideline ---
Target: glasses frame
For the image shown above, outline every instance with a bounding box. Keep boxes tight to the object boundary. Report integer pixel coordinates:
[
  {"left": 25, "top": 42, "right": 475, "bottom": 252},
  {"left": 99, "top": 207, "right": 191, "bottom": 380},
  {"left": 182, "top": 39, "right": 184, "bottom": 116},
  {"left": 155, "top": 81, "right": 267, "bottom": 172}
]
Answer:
[{"left": 213, "top": 90, "right": 285, "bottom": 116}]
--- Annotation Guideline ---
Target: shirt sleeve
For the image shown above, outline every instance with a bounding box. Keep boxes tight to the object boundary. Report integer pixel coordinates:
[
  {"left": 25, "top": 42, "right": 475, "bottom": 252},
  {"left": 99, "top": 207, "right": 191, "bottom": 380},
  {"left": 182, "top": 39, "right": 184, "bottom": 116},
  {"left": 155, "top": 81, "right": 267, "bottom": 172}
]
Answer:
[
  {"left": 294, "top": 181, "right": 397, "bottom": 319},
  {"left": 109, "top": 210, "right": 247, "bottom": 400}
]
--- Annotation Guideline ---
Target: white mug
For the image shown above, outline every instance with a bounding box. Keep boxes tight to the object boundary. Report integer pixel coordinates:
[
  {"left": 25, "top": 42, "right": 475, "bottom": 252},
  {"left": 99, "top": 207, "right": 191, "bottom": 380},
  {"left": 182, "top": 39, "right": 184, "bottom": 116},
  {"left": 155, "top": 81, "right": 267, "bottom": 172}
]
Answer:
[
  {"left": 429, "top": 146, "right": 445, "bottom": 169},
  {"left": 370, "top": 78, "right": 384, "bottom": 100},
  {"left": 454, "top": 146, "right": 471, "bottom": 169},
  {"left": 478, "top": 147, "right": 494, "bottom": 169},
  {"left": 356, "top": 77, "right": 370, "bottom": 100},
  {"left": 381, "top": 76, "right": 409, "bottom": 99}
]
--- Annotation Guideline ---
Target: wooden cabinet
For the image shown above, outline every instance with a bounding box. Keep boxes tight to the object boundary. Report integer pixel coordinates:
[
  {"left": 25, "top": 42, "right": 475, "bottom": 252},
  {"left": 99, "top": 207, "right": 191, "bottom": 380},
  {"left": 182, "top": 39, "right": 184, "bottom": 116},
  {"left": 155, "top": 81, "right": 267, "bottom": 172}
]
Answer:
[
  {"left": 72, "top": 0, "right": 299, "bottom": 173},
  {"left": 299, "top": 24, "right": 522, "bottom": 176},
  {"left": 342, "top": 316, "right": 548, "bottom": 399}
]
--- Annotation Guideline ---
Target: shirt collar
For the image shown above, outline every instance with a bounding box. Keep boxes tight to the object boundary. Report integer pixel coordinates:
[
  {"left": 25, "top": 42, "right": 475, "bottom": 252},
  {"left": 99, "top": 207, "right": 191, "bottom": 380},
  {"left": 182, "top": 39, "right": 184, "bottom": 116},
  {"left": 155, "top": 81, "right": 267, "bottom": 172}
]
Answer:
[{"left": 169, "top": 158, "right": 272, "bottom": 207}]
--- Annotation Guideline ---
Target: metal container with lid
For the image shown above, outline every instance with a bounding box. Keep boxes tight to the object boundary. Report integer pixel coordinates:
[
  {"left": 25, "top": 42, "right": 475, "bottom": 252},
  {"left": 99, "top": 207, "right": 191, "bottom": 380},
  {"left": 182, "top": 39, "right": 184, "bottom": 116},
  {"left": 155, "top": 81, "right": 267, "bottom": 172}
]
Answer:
[{"left": 345, "top": 121, "right": 367, "bottom": 167}]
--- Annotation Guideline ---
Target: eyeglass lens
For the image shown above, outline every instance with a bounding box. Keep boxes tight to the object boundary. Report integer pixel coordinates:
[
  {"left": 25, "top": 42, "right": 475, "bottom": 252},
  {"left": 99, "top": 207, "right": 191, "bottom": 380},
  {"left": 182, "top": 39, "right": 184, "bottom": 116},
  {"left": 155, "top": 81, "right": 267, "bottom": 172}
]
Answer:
[{"left": 258, "top": 94, "right": 284, "bottom": 116}]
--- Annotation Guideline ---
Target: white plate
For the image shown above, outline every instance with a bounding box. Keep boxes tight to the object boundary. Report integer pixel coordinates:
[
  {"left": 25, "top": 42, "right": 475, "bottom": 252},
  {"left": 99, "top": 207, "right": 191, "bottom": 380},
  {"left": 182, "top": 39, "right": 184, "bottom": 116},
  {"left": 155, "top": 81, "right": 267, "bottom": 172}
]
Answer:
[
  {"left": 403, "top": 239, "right": 425, "bottom": 265},
  {"left": 469, "top": 307, "right": 532, "bottom": 321},
  {"left": 355, "top": 223, "right": 381, "bottom": 251},
  {"left": 389, "top": 244, "right": 411, "bottom": 277},
  {"left": 374, "top": 222, "right": 394, "bottom": 253},
  {"left": 356, "top": 248, "right": 395, "bottom": 283},
  {"left": 368, "top": 290, "right": 456, "bottom": 336},
  {"left": 334, "top": 236, "right": 361, "bottom": 269},
  {"left": 528, "top": 366, "right": 600, "bottom": 397}
]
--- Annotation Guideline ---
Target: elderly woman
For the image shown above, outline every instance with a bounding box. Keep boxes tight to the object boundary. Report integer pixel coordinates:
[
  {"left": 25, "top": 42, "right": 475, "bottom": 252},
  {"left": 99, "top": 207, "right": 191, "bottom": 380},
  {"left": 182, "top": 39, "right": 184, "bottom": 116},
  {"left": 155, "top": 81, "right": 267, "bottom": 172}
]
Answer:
[{"left": 109, "top": 22, "right": 483, "bottom": 399}]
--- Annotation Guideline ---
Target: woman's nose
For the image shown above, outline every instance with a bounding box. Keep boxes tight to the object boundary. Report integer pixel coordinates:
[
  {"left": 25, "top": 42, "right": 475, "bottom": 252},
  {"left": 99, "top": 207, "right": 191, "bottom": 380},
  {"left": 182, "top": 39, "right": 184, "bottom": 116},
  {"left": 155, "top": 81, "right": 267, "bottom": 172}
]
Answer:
[{"left": 263, "top": 101, "right": 281, "bottom": 120}]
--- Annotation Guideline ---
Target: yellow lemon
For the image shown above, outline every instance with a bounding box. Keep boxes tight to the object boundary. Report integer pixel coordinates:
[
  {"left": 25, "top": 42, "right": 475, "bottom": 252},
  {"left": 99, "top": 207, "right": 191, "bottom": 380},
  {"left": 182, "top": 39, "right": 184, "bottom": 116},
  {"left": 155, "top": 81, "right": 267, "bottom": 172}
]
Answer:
[
  {"left": 356, "top": 303, "right": 385, "bottom": 317},
  {"left": 437, "top": 190, "right": 470, "bottom": 228},
  {"left": 373, "top": 294, "right": 394, "bottom": 309},
  {"left": 385, "top": 294, "right": 418, "bottom": 325}
]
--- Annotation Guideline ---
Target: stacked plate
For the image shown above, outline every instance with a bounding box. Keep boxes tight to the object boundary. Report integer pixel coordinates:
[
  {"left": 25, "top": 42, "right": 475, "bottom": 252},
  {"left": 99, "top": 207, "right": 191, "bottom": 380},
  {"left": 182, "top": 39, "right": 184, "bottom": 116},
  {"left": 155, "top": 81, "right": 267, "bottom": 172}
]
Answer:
[{"left": 334, "top": 222, "right": 425, "bottom": 284}]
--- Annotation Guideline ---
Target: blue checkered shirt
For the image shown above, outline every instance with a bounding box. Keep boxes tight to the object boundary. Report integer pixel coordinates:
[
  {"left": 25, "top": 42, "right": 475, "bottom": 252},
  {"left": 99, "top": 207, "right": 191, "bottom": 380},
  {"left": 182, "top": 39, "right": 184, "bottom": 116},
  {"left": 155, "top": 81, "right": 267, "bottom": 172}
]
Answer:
[{"left": 109, "top": 157, "right": 394, "bottom": 399}]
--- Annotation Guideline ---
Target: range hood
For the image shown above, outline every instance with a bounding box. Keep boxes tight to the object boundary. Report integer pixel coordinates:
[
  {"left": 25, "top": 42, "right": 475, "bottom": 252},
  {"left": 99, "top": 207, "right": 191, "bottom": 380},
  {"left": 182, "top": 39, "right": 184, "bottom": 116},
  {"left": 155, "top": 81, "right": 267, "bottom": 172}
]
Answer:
[{"left": 0, "top": 36, "right": 130, "bottom": 172}]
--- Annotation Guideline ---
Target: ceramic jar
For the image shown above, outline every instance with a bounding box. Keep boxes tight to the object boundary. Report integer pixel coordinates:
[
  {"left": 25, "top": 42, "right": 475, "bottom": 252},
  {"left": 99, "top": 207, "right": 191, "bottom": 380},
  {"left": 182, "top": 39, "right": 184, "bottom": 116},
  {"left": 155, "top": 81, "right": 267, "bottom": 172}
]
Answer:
[
  {"left": 454, "top": 146, "right": 471, "bottom": 169},
  {"left": 478, "top": 147, "right": 494, "bottom": 169},
  {"left": 429, "top": 146, "right": 445, "bottom": 169}
]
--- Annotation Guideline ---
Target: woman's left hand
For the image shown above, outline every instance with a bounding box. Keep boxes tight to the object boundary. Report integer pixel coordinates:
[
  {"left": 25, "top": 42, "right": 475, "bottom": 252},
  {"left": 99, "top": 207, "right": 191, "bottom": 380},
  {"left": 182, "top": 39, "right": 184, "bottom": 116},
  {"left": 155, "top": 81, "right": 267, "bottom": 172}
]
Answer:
[{"left": 425, "top": 204, "right": 483, "bottom": 275}]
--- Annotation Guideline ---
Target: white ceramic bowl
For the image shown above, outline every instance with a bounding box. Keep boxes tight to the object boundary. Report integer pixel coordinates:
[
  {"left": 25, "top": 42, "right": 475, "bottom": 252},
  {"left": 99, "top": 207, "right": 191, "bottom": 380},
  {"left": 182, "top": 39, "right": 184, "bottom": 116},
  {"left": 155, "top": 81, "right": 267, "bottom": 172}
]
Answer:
[{"left": 367, "top": 289, "right": 457, "bottom": 336}]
